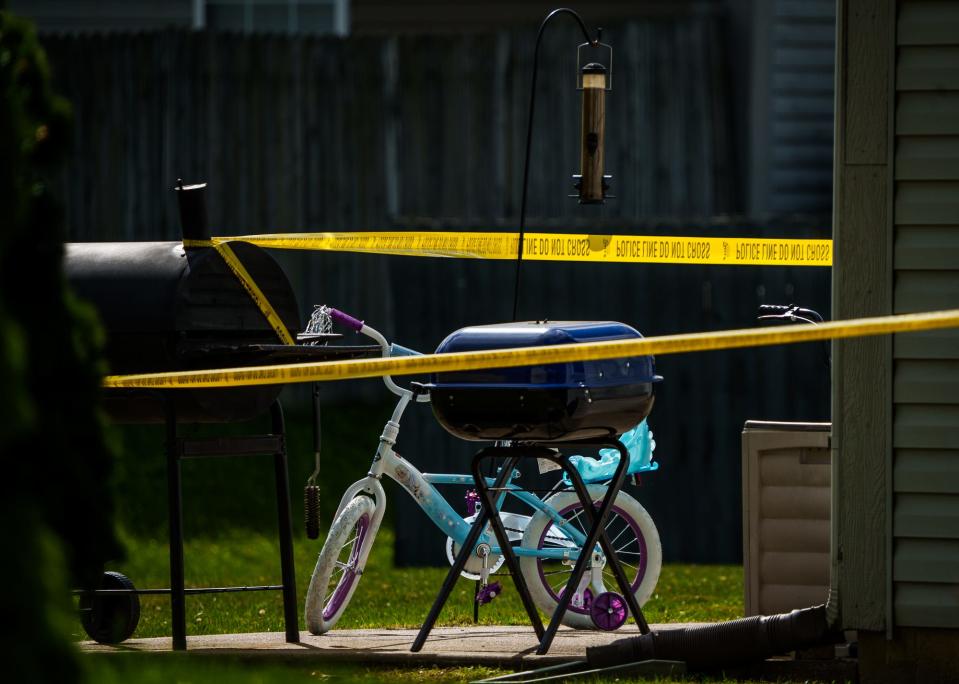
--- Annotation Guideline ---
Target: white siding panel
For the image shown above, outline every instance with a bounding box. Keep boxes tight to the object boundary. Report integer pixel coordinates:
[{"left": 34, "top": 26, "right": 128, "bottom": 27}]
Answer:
[
  {"left": 894, "top": 538, "right": 959, "bottom": 582},
  {"left": 894, "top": 360, "right": 959, "bottom": 404},
  {"left": 894, "top": 493, "right": 959, "bottom": 538},
  {"left": 896, "top": 582, "right": 959, "bottom": 628},
  {"left": 894, "top": 404, "right": 959, "bottom": 450},
  {"left": 894, "top": 226, "right": 959, "bottom": 269},
  {"left": 896, "top": 92, "right": 959, "bottom": 135},
  {"left": 895, "top": 137, "right": 959, "bottom": 180},
  {"left": 894, "top": 329, "right": 959, "bottom": 359},
  {"left": 897, "top": 46, "right": 959, "bottom": 90},
  {"left": 895, "top": 450, "right": 959, "bottom": 493},
  {"left": 895, "top": 182, "right": 959, "bottom": 224},
  {"left": 898, "top": 1, "right": 959, "bottom": 46},
  {"left": 893, "top": 270, "right": 959, "bottom": 312}
]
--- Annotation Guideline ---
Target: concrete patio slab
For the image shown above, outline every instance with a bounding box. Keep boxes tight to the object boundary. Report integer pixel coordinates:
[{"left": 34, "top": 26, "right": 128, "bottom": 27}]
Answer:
[{"left": 79, "top": 624, "right": 705, "bottom": 668}]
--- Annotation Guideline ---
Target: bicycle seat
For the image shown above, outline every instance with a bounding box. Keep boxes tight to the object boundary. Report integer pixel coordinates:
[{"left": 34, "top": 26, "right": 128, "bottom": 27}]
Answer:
[{"left": 563, "top": 419, "right": 659, "bottom": 485}]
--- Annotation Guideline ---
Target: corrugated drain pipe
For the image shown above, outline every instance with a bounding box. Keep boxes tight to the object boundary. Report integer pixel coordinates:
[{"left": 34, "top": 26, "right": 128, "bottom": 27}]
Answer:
[{"left": 587, "top": 585, "right": 843, "bottom": 670}]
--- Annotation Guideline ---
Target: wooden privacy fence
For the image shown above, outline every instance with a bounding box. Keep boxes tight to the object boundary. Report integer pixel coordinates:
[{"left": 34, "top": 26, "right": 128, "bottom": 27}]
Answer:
[
  {"left": 43, "top": 17, "right": 736, "bottom": 241},
  {"left": 42, "top": 19, "right": 831, "bottom": 563}
]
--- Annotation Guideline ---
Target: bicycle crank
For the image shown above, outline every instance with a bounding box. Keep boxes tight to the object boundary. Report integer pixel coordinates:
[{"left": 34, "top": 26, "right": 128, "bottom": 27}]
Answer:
[{"left": 445, "top": 537, "right": 505, "bottom": 580}]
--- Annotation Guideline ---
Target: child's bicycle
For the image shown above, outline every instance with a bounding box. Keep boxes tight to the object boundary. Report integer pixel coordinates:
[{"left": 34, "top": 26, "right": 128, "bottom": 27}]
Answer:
[{"left": 304, "top": 307, "right": 663, "bottom": 634}]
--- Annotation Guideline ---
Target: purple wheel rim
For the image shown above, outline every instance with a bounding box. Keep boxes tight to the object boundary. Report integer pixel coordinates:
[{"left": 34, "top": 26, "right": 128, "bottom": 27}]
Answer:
[
  {"left": 322, "top": 512, "right": 370, "bottom": 621},
  {"left": 591, "top": 592, "right": 628, "bottom": 631},
  {"left": 536, "top": 500, "right": 647, "bottom": 616}
]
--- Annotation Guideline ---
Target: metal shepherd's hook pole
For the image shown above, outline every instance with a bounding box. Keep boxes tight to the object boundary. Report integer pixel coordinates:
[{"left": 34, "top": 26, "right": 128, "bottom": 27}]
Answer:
[{"left": 512, "top": 8, "right": 600, "bottom": 321}]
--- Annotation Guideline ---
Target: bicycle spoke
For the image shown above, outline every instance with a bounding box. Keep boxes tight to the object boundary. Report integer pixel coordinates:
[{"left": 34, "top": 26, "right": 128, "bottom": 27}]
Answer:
[
  {"left": 616, "top": 550, "right": 642, "bottom": 557},
  {"left": 608, "top": 523, "right": 630, "bottom": 548},
  {"left": 563, "top": 508, "right": 587, "bottom": 538},
  {"left": 613, "top": 558, "right": 639, "bottom": 571}
]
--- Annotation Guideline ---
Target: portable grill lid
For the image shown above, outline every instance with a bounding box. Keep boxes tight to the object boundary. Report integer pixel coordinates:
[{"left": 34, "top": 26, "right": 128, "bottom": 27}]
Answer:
[{"left": 429, "top": 321, "right": 658, "bottom": 388}]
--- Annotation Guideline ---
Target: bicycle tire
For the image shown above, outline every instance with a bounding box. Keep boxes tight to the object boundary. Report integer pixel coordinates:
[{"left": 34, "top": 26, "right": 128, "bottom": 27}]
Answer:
[
  {"left": 519, "top": 485, "right": 661, "bottom": 630},
  {"left": 305, "top": 495, "right": 376, "bottom": 634}
]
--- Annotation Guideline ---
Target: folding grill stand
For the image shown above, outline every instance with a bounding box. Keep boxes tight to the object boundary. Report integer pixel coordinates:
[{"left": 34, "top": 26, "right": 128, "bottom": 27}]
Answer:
[
  {"left": 77, "top": 396, "right": 299, "bottom": 651},
  {"left": 412, "top": 439, "right": 651, "bottom": 655}
]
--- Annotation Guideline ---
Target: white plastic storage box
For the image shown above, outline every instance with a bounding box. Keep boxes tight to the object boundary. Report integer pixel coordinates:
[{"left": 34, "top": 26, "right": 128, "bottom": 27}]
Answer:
[{"left": 741, "top": 421, "right": 831, "bottom": 616}]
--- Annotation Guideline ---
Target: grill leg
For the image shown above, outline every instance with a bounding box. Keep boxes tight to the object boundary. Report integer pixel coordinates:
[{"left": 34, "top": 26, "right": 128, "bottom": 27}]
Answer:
[
  {"left": 531, "top": 441, "right": 649, "bottom": 655},
  {"left": 561, "top": 443, "right": 650, "bottom": 635},
  {"left": 473, "top": 451, "right": 545, "bottom": 640},
  {"left": 271, "top": 401, "right": 299, "bottom": 644},
  {"left": 164, "top": 401, "right": 187, "bottom": 651},
  {"left": 411, "top": 448, "right": 521, "bottom": 652}
]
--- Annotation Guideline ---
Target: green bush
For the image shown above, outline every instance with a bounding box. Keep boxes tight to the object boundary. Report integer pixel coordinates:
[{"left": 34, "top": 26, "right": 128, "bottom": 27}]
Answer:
[{"left": 0, "top": 9, "right": 119, "bottom": 680}]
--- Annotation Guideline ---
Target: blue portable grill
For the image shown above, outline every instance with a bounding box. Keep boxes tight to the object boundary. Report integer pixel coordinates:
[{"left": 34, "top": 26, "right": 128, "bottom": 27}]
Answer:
[
  {"left": 415, "top": 319, "right": 663, "bottom": 656},
  {"left": 428, "top": 321, "right": 661, "bottom": 441}
]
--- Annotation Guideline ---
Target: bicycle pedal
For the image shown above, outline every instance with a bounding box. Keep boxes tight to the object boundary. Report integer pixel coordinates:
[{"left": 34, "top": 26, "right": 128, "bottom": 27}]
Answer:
[{"left": 475, "top": 581, "right": 502, "bottom": 605}]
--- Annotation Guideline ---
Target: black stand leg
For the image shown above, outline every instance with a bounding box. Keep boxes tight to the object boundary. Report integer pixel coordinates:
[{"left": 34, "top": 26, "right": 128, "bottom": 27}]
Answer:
[
  {"left": 534, "top": 442, "right": 647, "bottom": 654},
  {"left": 472, "top": 451, "right": 545, "bottom": 639},
  {"left": 271, "top": 402, "right": 299, "bottom": 644},
  {"left": 411, "top": 450, "right": 527, "bottom": 652},
  {"left": 164, "top": 400, "right": 187, "bottom": 651},
  {"left": 560, "top": 443, "right": 650, "bottom": 636},
  {"left": 532, "top": 458, "right": 604, "bottom": 653},
  {"left": 412, "top": 441, "right": 651, "bottom": 656}
]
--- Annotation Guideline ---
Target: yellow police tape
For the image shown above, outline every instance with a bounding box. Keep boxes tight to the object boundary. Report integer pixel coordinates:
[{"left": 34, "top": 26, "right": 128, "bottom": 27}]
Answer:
[
  {"left": 206, "top": 241, "right": 295, "bottom": 345},
  {"left": 193, "top": 231, "right": 833, "bottom": 267},
  {"left": 103, "top": 308, "right": 959, "bottom": 389}
]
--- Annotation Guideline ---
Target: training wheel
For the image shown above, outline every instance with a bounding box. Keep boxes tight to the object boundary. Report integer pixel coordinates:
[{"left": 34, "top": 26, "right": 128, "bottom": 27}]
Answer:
[
  {"left": 79, "top": 571, "right": 141, "bottom": 644},
  {"left": 590, "top": 591, "right": 628, "bottom": 631}
]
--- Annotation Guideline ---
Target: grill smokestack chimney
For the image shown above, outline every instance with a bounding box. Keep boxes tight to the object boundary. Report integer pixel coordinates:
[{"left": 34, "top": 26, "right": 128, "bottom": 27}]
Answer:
[{"left": 175, "top": 179, "right": 209, "bottom": 243}]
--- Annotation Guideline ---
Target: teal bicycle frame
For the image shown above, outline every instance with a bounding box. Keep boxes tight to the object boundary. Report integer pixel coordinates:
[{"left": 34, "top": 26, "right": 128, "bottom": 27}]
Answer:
[{"left": 328, "top": 371, "right": 593, "bottom": 566}]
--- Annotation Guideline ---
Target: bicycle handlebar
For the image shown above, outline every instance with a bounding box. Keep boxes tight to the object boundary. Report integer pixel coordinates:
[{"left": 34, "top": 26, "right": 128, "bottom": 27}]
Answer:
[
  {"left": 757, "top": 303, "right": 824, "bottom": 324},
  {"left": 325, "top": 305, "right": 430, "bottom": 402},
  {"left": 327, "top": 307, "right": 365, "bottom": 332}
]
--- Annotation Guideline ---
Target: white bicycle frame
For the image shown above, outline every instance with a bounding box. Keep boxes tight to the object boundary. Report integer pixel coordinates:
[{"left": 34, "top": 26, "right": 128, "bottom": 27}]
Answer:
[{"left": 326, "top": 320, "right": 612, "bottom": 596}]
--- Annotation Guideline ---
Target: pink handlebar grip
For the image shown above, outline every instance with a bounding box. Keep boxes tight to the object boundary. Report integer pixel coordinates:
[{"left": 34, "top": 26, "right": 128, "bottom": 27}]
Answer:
[{"left": 328, "top": 307, "right": 364, "bottom": 332}]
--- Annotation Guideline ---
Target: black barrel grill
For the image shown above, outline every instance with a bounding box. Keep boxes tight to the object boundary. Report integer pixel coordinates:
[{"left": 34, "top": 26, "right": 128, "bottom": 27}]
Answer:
[
  {"left": 65, "top": 183, "right": 375, "bottom": 650},
  {"left": 65, "top": 239, "right": 366, "bottom": 423}
]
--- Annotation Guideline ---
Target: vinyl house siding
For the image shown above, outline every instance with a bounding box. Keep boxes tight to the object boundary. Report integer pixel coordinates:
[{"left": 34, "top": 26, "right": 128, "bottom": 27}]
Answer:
[
  {"left": 892, "top": 0, "right": 959, "bottom": 629},
  {"left": 7, "top": 0, "right": 194, "bottom": 32}
]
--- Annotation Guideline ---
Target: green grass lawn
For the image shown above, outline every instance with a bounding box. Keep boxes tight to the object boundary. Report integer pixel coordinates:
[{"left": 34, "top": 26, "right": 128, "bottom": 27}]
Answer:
[
  {"left": 76, "top": 527, "right": 743, "bottom": 640},
  {"left": 78, "top": 529, "right": 792, "bottom": 683},
  {"left": 83, "top": 657, "right": 504, "bottom": 684},
  {"left": 82, "top": 412, "right": 756, "bottom": 682}
]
